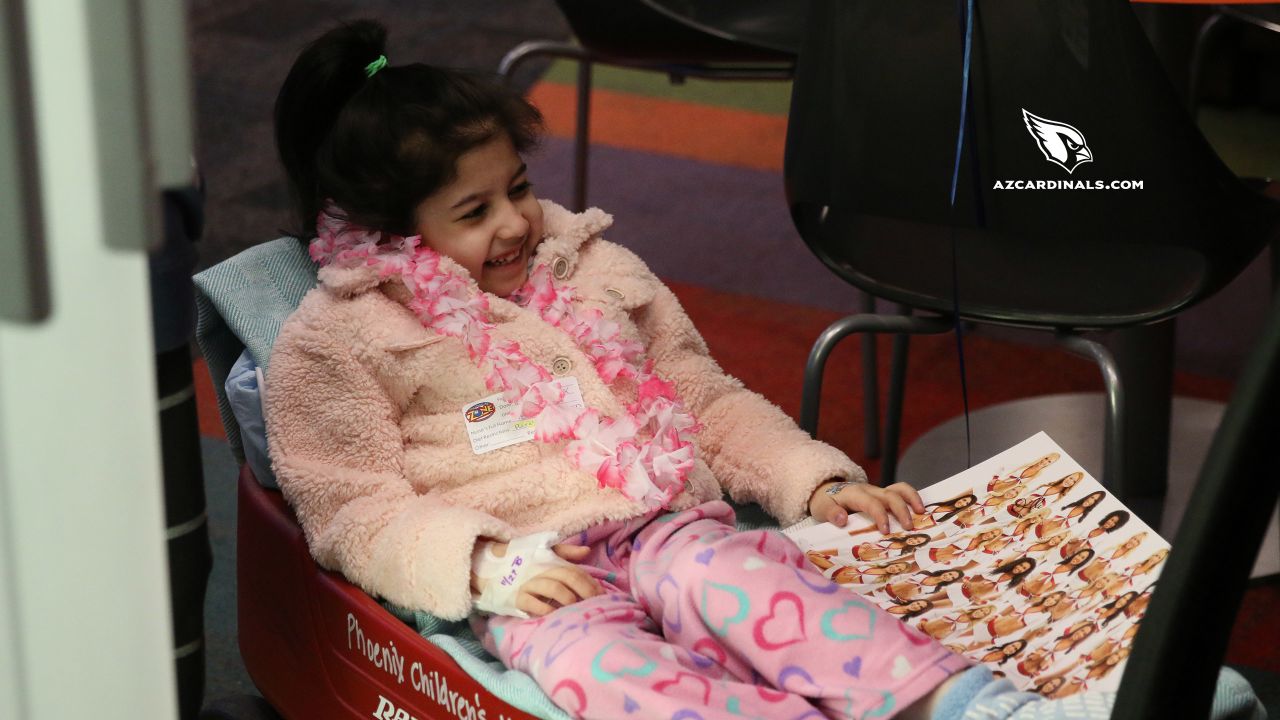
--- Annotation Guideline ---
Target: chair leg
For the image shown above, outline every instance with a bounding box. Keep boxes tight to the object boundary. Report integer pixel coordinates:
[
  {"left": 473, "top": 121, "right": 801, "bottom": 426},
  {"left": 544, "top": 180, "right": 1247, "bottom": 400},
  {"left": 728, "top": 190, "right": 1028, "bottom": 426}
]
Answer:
[
  {"left": 881, "top": 306, "right": 913, "bottom": 486},
  {"left": 801, "top": 313, "right": 952, "bottom": 443},
  {"left": 495, "top": 40, "right": 596, "bottom": 212},
  {"left": 1057, "top": 332, "right": 1127, "bottom": 507},
  {"left": 1188, "top": 11, "right": 1230, "bottom": 113},
  {"left": 574, "top": 60, "right": 593, "bottom": 212},
  {"left": 860, "top": 292, "right": 880, "bottom": 458},
  {"left": 1270, "top": 233, "right": 1279, "bottom": 297},
  {"left": 496, "top": 39, "right": 589, "bottom": 80},
  {"left": 801, "top": 318, "right": 854, "bottom": 437}
]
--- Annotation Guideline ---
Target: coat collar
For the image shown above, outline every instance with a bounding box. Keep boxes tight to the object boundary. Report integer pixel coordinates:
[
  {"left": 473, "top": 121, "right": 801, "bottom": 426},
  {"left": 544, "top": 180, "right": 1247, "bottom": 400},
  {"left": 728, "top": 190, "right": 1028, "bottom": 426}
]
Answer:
[
  {"left": 532, "top": 201, "right": 612, "bottom": 275},
  {"left": 316, "top": 199, "right": 613, "bottom": 299}
]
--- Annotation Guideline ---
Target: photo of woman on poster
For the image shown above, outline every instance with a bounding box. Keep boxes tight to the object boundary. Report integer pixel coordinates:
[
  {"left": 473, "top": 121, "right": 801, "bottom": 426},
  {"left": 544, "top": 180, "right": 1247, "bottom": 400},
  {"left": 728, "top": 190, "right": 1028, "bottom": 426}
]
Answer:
[{"left": 1033, "top": 471, "right": 1084, "bottom": 504}]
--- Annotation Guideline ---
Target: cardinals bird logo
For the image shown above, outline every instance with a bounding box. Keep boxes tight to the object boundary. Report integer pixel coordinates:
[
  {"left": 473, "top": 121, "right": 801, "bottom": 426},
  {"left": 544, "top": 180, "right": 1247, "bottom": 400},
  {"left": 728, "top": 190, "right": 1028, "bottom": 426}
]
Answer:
[{"left": 1022, "top": 109, "right": 1093, "bottom": 174}]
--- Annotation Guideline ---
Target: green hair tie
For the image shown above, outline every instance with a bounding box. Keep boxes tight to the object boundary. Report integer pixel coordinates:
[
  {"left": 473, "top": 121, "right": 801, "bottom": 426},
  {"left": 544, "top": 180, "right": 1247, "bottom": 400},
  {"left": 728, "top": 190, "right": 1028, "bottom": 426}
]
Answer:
[{"left": 364, "top": 54, "right": 387, "bottom": 78}]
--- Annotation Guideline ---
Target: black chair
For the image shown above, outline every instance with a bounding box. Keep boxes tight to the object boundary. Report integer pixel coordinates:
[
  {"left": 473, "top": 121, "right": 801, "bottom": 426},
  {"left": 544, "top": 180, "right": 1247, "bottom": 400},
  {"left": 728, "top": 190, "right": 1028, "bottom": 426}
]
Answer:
[
  {"left": 1190, "top": 3, "right": 1280, "bottom": 114},
  {"left": 786, "top": 0, "right": 1280, "bottom": 525},
  {"left": 1189, "top": 2, "right": 1280, "bottom": 282},
  {"left": 497, "top": 0, "right": 796, "bottom": 211},
  {"left": 1114, "top": 286, "right": 1280, "bottom": 718}
]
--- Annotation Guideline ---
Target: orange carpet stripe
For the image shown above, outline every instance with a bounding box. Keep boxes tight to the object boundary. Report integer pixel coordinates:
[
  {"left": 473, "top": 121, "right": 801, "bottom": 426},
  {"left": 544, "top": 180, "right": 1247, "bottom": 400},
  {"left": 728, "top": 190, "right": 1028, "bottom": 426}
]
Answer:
[
  {"left": 194, "top": 357, "right": 227, "bottom": 440},
  {"left": 528, "top": 82, "right": 786, "bottom": 172}
]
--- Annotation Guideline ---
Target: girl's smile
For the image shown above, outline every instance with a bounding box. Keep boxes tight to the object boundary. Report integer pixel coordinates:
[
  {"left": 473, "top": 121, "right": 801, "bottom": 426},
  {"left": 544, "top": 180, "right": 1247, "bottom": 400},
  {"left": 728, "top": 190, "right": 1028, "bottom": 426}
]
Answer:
[{"left": 485, "top": 244, "right": 524, "bottom": 268}]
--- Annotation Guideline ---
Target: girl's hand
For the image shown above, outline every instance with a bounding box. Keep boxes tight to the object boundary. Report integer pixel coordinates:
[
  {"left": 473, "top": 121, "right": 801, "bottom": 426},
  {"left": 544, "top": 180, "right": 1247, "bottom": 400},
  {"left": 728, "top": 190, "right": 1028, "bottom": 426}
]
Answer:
[
  {"left": 515, "top": 544, "right": 602, "bottom": 617},
  {"left": 472, "top": 542, "right": 603, "bottom": 617},
  {"left": 809, "top": 480, "right": 925, "bottom": 533}
]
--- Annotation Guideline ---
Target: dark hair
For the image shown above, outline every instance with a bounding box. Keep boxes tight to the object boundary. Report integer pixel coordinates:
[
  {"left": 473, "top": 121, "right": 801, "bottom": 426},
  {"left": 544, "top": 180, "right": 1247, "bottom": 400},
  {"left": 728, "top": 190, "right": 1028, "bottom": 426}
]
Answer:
[
  {"left": 274, "top": 20, "right": 543, "bottom": 239},
  {"left": 1063, "top": 490, "right": 1106, "bottom": 519},
  {"left": 991, "top": 556, "right": 1037, "bottom": 588},
  {"left": 1063, "top": 622, "right": 1096, "bottom": 651},
  {"left": 986, "top": 639, "right": 1027, "bottom": 664},
  {"left": 1059, "top": 547, "right": 1095, "bottom": 570},
  {"left": 899, "top": 533, "right": 932, "bottom": 548},
  {"left": 919, "top": 567, "right": 965, "bottom": 588},
  {"left": 1099, "top": 591, "right": 1139, "bottom": 625},
  {"left": 1031, "top": 590, "right": 1067, "bottom": 609},
  {"left": 1035, "top": 676, "right": 1065, "bottom": 694},
  {"left": 890, "top": 598, "right": 935, "bottom": 619},
  {"left": 927, "top": 493, "right": 977, "bottom": 522},
  {"left": 1097, "top": 510, "right": 1130, "bottom": 532}
]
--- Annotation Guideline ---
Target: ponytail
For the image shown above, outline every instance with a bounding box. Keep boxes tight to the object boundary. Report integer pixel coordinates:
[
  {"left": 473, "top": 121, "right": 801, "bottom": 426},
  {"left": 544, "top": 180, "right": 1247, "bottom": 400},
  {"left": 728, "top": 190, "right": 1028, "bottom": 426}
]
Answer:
[
  {"left": 275, "top": 20, "right": 387, "bottom": 238},
  {"left": 274, "top": 20, "right": 542, "bottom": 240}
]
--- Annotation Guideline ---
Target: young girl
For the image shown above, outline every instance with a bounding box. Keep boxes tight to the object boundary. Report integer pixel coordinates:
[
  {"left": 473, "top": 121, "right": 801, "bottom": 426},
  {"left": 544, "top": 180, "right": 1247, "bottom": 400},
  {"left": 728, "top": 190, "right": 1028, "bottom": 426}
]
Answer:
[{"left": 263, "top": 19, "right": 1233, "bottom": 720}]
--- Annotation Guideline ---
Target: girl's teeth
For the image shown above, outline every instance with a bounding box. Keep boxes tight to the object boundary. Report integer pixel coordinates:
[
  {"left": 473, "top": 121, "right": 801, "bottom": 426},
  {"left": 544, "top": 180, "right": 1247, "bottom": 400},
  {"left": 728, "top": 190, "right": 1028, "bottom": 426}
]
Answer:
[{"left": 487, "top": 248, "right": 520, "bottom": 267}]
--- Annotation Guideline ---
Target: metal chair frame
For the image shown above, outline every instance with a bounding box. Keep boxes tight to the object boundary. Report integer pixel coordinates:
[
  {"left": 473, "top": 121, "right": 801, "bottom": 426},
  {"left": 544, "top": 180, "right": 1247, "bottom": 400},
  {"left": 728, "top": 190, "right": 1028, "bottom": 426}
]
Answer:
[
  {"left": 800, "top": 312, "right": 1125, "bottom": 504},
  {"left": 498, "top": 40, "right": 792, "bottom": 212}
]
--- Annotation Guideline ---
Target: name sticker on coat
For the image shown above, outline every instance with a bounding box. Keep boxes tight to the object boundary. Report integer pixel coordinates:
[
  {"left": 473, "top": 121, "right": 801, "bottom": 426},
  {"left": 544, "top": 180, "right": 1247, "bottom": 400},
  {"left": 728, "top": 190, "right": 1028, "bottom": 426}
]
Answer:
[{"left": 462, "top": 376, "right": 584, "bottom": 455}]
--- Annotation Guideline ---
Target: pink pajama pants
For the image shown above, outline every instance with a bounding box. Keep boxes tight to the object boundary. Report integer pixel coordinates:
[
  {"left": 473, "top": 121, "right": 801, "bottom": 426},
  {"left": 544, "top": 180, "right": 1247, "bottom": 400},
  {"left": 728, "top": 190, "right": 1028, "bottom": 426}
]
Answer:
[{"left": 477, "top": 501, "right": 969, "bottom": 719}]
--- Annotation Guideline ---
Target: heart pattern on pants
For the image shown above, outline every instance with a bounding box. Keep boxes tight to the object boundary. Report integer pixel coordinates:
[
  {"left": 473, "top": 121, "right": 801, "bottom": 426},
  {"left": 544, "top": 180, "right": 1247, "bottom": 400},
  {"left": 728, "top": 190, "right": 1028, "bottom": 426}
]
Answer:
[
  {"left": 591, "top": 641, "right": 658, "bottom": 683},
  {"left": 652, "top": 671, "right": 713, "bottom": 705},
  {"left": 753, "top": 592, "right": 807, "bottom": 649}
]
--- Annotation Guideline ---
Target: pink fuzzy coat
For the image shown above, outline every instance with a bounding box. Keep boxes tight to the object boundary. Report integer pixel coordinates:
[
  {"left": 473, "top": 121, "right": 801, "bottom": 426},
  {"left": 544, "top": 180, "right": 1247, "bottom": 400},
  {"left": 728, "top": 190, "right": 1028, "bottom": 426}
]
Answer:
[{"left": 264, "top": 201, "right": 865, "bottom": 619}]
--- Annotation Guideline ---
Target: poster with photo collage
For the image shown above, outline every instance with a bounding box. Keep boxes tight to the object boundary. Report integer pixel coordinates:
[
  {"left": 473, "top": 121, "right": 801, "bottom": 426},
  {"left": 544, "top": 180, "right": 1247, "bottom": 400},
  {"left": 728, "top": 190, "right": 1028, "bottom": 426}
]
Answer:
[{"left": 784, "top": 432, "right": 1169, "bottom": 697}]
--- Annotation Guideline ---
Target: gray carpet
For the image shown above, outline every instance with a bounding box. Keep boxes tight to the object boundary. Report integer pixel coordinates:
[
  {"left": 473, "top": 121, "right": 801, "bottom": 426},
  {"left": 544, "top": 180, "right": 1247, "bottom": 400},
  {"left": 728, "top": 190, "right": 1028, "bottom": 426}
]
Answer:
[
  {"left": 201, "top": 436, "right": 254, "bottom": 700},
  {"left": 188, "top": 0, "right": 569, "bottom": 274}
]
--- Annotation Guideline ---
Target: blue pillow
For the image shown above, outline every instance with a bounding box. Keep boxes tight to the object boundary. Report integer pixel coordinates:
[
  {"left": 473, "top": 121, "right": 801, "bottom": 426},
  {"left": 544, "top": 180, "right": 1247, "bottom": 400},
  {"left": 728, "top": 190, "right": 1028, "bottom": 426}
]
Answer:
[{"left": 224, "top": 349, "right": 277, "bottom": 489}]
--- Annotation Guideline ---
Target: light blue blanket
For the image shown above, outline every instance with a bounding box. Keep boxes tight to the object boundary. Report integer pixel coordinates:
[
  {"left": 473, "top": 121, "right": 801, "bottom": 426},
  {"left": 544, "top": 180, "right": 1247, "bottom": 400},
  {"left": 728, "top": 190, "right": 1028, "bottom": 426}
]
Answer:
[{"left": 193, "top": 237, "right": 316, "bottom": 461}]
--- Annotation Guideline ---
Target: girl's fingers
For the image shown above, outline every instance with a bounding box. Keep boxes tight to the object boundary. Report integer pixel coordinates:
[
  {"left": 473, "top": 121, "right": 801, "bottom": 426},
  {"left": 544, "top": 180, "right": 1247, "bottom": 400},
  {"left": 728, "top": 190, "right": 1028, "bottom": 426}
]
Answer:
[
  {"left": 887, "top": 482, "right": 926, "bottom": 513},
  {"left": 809, "top": 484, "right": 835, "bottom": 519},
  {"left": 822, "top": 482, "right": 918, "bottom": 533},
  {"left": 538, "top": 567, "right": 602, "bottom": 603},
  {"left": 883, "top": 491, "right": 914, "bottom": 530},
  {"left": 549, "top": 566, "right": 602, "bottom": 600},
  {"left": 851, "top": 494, "right": 891, "bottom": 533},
  {"left": 553, "top": 543, "right": 591, "bottom": 561},
  {"left": 826, "top": 503, "right": 849, "bottom": 527},
  {"left": 516, "top": 591, "right": 558, "bottom": 617},
  {"left": 810, "top": 489, "right": 845, "bottom": 526},
  {"left": 523, "top": 576, "right": 580, "bottom": 608}
]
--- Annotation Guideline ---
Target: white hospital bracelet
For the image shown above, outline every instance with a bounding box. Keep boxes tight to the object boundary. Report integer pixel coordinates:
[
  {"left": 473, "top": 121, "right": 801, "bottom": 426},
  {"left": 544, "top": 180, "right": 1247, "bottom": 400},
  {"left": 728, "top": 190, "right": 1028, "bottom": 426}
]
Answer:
[{"left": 471, "top": 531, "right": 573, "bottom": 618}]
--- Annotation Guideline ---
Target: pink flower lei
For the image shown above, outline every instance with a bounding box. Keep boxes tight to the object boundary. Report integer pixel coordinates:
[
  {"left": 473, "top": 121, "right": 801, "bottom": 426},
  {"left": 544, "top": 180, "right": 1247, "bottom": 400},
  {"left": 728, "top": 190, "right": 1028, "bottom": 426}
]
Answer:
[{"left": 311, "top": 209, "right": 698, "bottom": 509}]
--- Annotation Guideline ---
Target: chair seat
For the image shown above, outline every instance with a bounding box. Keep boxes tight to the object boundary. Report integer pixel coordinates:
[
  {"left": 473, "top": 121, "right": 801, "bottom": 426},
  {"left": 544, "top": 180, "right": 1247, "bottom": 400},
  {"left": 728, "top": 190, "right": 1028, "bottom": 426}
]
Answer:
[
  {"left": 641, "top": 0, "right": 804, "bottom": 56},
  {"left": 1219, "top": 3, "right": 1280, "bottom": 31},
  {"left": 555, "top": 0, "right": 794, "bottom": 64},
  {"left": 811, "top": 209, "right": 1208, "bottom": 329},
  {"left": 784, "top": 0, "right": 1280, "bottom": 330}
]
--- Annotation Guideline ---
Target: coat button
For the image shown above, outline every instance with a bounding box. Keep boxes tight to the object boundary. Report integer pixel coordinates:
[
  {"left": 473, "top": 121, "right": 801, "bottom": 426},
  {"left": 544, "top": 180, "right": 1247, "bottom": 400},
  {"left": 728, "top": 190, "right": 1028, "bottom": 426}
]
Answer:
[
  {"left": 605, "top": 287, "right": 625, "bottom": 301},
  {"left": 551, "top": 356, "right": 573, "bottom": 375},
  {"left": 552, "top": 257, "right": 570, "bottom": 279}
]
